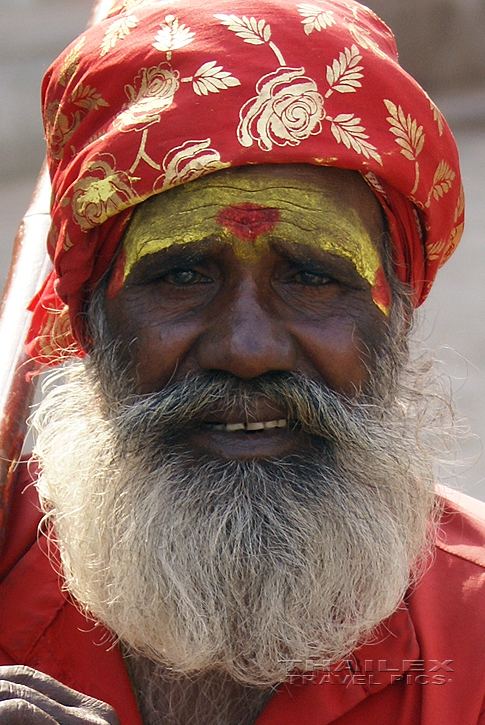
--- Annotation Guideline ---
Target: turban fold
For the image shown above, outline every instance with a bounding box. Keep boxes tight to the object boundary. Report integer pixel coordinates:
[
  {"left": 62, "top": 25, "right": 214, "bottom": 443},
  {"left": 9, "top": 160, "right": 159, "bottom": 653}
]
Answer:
[{"left": 26, "top": 0, "right": 464, "bottom": 364}]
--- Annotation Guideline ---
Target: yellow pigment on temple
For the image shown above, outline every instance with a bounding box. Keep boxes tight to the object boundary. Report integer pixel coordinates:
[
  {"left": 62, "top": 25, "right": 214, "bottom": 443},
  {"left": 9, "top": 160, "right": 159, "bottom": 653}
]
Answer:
[{"left": 119, "top": 172, "right": 389, "bottom": 314}]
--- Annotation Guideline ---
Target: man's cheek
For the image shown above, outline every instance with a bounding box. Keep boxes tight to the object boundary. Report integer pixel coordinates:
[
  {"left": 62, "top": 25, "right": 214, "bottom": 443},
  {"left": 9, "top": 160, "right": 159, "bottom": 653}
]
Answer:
[{"left": 292, "top": 319, "right": 374, "bottom": 394}]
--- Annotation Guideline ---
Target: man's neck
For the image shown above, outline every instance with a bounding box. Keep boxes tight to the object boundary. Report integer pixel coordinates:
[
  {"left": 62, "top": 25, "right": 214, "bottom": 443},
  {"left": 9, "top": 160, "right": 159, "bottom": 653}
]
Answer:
[{"left": 127, "top": 655, "right": 275, "bottom": 725}]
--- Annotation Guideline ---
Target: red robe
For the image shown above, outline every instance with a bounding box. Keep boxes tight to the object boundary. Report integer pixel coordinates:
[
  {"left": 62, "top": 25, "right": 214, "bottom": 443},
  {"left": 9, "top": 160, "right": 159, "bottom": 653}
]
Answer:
[{"left": 2, "top": 460, "right": 485, "bottom": 724}]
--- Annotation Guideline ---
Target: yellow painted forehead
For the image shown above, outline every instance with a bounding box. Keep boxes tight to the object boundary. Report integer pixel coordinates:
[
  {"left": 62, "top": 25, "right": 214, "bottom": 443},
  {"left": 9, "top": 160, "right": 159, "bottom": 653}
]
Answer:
[
  {"left": 113, "top": 169, "right": 390, "bottom": 314},
  {"left": 122, "top": 171, "right": 382, "bottom": 280}
]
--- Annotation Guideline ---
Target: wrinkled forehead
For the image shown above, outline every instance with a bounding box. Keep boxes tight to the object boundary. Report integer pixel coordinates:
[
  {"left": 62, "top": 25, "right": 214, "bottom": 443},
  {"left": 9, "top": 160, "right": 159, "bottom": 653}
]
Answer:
[
  {"left": 111, "top": 164, "right": 391, "bottom": 315},
  {"left": 120, "top": 165, "right": 385, "bottom": 275}
]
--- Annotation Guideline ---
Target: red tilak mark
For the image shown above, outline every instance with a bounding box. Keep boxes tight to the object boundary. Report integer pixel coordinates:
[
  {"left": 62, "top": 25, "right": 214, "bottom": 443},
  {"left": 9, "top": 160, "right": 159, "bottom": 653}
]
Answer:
[{"left": 216, "top": 203, "right": 281, "bottom": 242}]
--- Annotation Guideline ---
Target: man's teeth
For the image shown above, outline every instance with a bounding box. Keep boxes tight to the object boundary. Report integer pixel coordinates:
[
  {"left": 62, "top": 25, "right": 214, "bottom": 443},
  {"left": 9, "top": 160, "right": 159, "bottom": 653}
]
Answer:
[{"left": 208, "top": 419, "right": 287, "bottom": 432}]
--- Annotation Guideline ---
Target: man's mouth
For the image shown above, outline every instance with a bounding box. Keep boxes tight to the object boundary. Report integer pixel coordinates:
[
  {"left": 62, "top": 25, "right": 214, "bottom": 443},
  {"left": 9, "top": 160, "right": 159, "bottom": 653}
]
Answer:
[
  {"left": 204, "top": 418, "right": 288, "bottom": 432},
  {"left": 182, "top": 409, "right": 307, "bottom": 460}
]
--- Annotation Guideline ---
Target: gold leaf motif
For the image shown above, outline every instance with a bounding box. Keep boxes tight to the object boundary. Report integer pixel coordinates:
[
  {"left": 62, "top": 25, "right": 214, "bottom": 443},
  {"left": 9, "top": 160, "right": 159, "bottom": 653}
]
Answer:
[
  {"left": 440, "top": 222, "right": 464, "bottom": 266},
  {"left": 429, "top": 97, "right": 444, "bottom": 136},
  {"left": 426, "top": 239, "right": 446, "bottom": 261},
  {"left": 325, "top": 45, "right": 363, "bottom": 96},
  {"left": 425, "top": 160, "right": 455, "bottom": 207},
  {"left": 45, "top": 83, "right": 108, "bottom": 161},
  {"left": 384, "top": 99, "right": 424, "bottom": 193},
  {"left": 432, "top": 161, "right": 455, "bottom": 198},
  {"left": 296, "top": 3, "right": 336, "bottom": 35},
  {"left": 192, "top": 61, "right": 241, "bottom": 96},
  {"left": 384, "top": 99, "right": 425, "bottom": 161},
  {"left": 59, "top": 38, "right": 86, "bottom": 87},
  {"left": 455, "top": 183, "right": 465, "bottom": 222},
  {"left": 101, "top": 15, "right": 138, "bottom": 57},
  {"left": 329, "top": 113, "right": 382, "bottom": 164},
  {"left": 214, "top": 13, "right": 272, "bottom": 45},
  {"left": 153, "top": 15, "right": 195, "bottom": 59},
  {"left": 71, "top": 84, "right": 110, "bottom": 112},
  {"left": 215, "top": 13, "right": 286, "bottom": 65}
]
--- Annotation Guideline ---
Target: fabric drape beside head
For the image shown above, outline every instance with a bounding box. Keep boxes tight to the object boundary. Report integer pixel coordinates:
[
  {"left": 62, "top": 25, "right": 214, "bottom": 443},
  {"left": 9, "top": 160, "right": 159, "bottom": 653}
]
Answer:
[{"left": 26, "top": 0, "right": 464, "bottom": 364}]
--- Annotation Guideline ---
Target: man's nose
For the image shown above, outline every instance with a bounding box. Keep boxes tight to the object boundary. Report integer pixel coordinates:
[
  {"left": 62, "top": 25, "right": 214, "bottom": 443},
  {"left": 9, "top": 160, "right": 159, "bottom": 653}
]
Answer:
[{"left": 196, "top": 278, "right": 296, "bottom": 379}]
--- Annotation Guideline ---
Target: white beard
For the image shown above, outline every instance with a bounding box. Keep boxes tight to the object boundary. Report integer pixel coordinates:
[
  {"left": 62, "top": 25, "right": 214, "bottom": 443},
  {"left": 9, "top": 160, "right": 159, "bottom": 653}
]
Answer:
[{"left": 32, "top": 357, "right": 438, "bottom": 692}]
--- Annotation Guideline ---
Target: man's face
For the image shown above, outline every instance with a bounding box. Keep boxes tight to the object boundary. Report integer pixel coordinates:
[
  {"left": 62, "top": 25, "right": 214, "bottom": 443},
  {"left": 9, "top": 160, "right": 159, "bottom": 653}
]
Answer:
[
  {"left": 34, "top": 163, "right": 437, "bottom": 688},
  {"left": 105, "top": 164, "right": 389, "bottom": 461}
]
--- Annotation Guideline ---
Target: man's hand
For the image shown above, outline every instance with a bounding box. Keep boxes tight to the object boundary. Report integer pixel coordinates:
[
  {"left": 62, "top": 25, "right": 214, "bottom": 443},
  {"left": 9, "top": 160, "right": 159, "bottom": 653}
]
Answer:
[{"left": 0, "top": 666, "right": 120, "bottom": 724}]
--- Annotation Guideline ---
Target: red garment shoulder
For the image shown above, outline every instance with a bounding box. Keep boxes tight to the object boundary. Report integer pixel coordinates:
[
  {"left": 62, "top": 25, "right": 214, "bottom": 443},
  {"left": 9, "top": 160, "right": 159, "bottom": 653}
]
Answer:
[
  {"left": 436, "top": 485, "right": 485, "bottom": 569},
  {"left": 0, "top": 458, "right": 42, "bottom": 582}
]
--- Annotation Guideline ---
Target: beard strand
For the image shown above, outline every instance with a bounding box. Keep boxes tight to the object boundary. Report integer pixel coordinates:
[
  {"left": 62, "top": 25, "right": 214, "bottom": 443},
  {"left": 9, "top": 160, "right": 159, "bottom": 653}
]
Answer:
[{"left": 32, "top": 339, "right": 439, "bottom": 689}]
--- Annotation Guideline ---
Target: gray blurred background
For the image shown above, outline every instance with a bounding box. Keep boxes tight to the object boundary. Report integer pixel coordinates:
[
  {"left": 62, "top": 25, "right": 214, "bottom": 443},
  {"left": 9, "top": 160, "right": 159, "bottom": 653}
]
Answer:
[{"left": 1, "top": 0, "right": 485, "bottom": 497}]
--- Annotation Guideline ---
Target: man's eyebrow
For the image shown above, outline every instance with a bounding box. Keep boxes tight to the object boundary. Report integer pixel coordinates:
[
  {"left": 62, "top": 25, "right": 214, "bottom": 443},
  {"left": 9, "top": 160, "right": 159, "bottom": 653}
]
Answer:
[
  {"left": 136, "top": 237, "right": 221, "bottom": 268},
  {"left": 272, "top": 240, "right": 372, "bottom": 285},
  {"left": 273, "top": 238, "right": 354, "bottom": 266}
]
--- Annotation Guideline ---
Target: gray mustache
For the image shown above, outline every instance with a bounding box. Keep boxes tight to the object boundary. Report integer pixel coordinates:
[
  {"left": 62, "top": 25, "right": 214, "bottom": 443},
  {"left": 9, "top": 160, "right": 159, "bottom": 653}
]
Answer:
[{"left": 112, "top": 372, "right": 376, "bottom": 448}]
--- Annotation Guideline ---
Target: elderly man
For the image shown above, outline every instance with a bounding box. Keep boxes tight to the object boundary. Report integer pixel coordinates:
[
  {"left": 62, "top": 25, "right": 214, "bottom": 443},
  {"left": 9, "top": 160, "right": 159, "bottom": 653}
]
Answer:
[{"left": 0, "top": 0, "right": 484, "bottom": 723}]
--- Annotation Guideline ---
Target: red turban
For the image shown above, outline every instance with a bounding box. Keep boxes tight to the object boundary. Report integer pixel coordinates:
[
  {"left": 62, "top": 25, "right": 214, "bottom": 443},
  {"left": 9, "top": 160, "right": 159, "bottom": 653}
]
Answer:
[{"left": 26, "top": 0, "right": 464, "bottom": 364}]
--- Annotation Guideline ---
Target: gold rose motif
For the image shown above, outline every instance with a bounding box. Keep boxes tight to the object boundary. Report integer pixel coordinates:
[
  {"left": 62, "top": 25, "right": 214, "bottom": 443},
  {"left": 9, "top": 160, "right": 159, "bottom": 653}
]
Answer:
[
  {"left": 45, "top": 101, "right": 80, "bottom": 161},
  {"left": 161, "top": 138, "right": 229, "bottom": 189},
  {"left": 117, "top": 63, "right": 180, "bottom": 132},
  {"left": 72, "top": 155, "right": 138, "bottom": 229},
  {"left": 238, "top": 67, "right": 324, "bottom": 151}
]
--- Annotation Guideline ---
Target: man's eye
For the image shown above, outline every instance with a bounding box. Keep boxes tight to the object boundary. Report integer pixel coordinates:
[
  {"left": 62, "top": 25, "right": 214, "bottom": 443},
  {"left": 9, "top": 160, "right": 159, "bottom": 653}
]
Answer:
[
  {"left": 164, "top": 269, "right": 206, "bottom": 285},
  {"left": 293, "top": 270, "right": 332, "bottom": 286}
]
